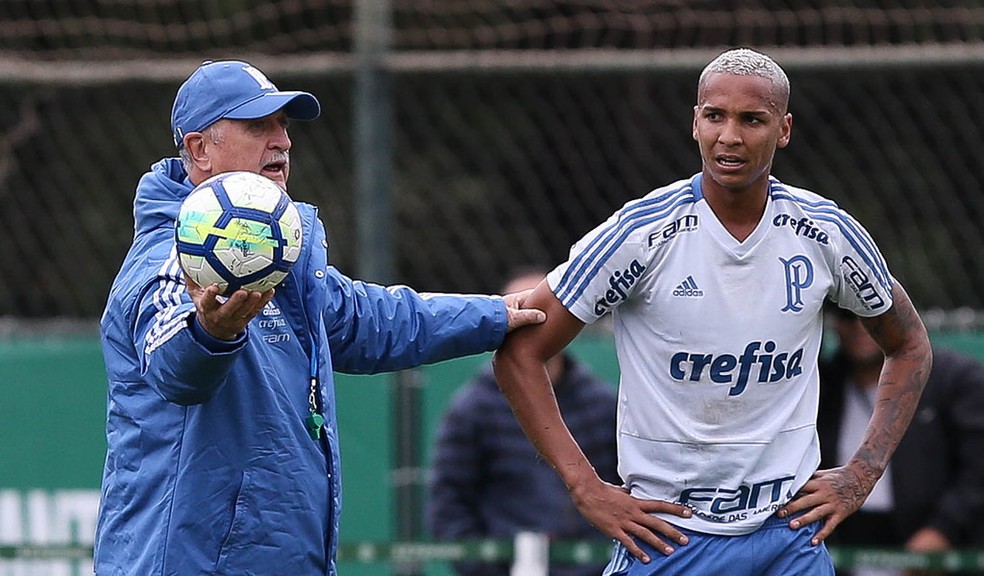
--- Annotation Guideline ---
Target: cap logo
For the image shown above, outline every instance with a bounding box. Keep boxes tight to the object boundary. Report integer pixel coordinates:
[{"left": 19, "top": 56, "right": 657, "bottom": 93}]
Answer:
[{"left": 242, "top": 65, "right": 276, "bottom": 91}]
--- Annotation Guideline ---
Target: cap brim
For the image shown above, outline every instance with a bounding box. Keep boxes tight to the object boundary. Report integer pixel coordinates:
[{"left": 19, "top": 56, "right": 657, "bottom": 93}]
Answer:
[{"left": 224, "top": 91, "right": 321, "bottom": 122}]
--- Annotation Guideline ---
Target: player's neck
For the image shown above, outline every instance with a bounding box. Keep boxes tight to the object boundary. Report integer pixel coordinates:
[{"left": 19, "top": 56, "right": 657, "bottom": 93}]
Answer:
[{"left": 702, "top": 184, "right": 768, "bottom": 242}]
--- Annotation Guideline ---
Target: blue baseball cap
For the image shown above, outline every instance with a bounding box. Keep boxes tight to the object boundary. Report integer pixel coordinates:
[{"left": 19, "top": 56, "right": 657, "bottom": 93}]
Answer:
[{"left": 171, "top": 60, "right": 321, "bottom": 148}]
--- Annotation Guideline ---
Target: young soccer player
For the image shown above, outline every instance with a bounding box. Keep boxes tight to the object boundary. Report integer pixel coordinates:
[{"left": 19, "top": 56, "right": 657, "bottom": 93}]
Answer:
[{"left": 492, "top": 47, "right": 932, "bottom": 575}]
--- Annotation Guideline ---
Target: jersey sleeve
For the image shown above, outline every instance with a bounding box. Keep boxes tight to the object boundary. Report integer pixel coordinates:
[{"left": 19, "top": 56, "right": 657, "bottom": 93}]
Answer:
[
  {"left": 547, "top": 209, "right": 650, "bottom": 324},
  {"left": 826, "top": 208, "right": 895, "bottom": 318}
]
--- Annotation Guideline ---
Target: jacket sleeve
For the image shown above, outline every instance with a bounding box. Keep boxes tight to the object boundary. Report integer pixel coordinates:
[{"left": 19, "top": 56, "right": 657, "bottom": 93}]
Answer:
[
  {"left": 132, "top": 253, "right": 246, "bottom": 405},
  {"left": 926, "top": 350, "right": 984, "bottom": 544},
  {"left": 324, "top": 268, "right": 508, "bottom": 374}
]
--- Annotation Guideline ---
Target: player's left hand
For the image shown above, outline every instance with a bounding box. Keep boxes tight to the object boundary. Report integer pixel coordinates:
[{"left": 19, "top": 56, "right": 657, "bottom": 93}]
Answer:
[
  {"left": 776, "top": 466, "right": 873, "bottom": 545},
  {"left": 502, "top": 289, "right": 547, "bottom": 333}
]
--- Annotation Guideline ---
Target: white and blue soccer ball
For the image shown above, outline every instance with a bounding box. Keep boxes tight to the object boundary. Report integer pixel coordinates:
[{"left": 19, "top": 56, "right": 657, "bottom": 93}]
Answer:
[{"left": 175, "top": 171, "right": 303, "bottom": 295}]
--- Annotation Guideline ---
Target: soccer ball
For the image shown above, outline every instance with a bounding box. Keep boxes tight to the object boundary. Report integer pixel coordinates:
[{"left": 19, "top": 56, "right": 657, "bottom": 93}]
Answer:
[{"left": 175, "top": 171, "right": 303, "bottom": 295}]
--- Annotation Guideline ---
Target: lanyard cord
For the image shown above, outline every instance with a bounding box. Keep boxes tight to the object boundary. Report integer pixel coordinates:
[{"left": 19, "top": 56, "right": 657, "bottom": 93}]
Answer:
[{"left": 305, "top": 341, "right": 325, "bottom": 440}]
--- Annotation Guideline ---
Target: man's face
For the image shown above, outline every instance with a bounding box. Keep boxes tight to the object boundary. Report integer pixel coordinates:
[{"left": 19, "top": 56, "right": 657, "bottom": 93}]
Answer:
[
  {"left": 200, "top": 111, "right": 292, "bottom": 190},
  {"left": 692, "top": 73, "right": 791, "bottom": 195}
]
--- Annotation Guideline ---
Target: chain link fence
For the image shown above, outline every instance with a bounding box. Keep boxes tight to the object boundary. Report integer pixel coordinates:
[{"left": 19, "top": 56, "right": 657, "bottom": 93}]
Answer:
[
  {"left": 2, "top": 5, "right": 984, "bottom": 575},
  {"left": 1, "top": 1, "right": 983, "bottom": 323},
  {"left": 3, "top": 1, "right": 984, "bottom": 55}
]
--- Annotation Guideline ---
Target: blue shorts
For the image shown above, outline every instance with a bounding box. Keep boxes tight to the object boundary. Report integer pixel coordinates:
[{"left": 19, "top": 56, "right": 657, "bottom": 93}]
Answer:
[{"left": 602, "top": 513, "right": 835, "bottom": 576}]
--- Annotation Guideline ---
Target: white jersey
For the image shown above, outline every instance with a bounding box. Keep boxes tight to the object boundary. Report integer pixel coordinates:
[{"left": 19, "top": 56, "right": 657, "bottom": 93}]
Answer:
[{"left": 547, "top": 173, "right": 894, "bottom": 535}]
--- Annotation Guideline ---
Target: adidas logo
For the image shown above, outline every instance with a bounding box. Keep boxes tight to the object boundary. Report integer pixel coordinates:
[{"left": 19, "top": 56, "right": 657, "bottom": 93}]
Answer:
[
  {"left": 262, "top": 301, "right": 282, "bottom": 316},
  {"left": 673, "top": 275, "right": 704, "bottom": 298}
]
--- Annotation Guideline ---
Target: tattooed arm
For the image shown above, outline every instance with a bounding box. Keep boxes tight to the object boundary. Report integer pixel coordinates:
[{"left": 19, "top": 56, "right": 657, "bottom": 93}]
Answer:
[{"left": 778, "top": 283, "right": 932, "bottom": 545}]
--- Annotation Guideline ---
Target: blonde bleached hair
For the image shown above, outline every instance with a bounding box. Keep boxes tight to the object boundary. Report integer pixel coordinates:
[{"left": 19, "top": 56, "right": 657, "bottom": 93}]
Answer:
[{"left": 698, "top": 48, "right": 790, "bottom": 112}]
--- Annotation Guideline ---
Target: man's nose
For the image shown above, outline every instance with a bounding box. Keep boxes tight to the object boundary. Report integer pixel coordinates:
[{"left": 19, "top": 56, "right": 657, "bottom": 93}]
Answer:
[
  {"left": 718, "top": 120, "right": 742, "bottom": 145},
  {"left": 271, "top": 127, "right": 291, "bottom": 150}
]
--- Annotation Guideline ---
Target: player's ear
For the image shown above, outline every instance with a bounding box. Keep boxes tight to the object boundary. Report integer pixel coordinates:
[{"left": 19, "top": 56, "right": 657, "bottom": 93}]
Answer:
[
  {"left": 777, "top": 113, "right": 792, "bottom": 149},
  {"left": 692, "top": 105, "right": 700, "bottom": 141}
]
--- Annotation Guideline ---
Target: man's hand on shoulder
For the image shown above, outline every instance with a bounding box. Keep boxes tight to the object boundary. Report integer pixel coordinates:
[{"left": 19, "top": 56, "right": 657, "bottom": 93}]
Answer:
[{"left": 502, "top": 288, "right": 547, "bottom": 333}]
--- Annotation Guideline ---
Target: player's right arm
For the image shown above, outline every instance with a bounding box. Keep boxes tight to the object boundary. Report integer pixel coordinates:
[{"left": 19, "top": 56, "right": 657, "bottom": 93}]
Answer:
[{"left": 492, "top": 282, "right": 692, "bottom": 563}]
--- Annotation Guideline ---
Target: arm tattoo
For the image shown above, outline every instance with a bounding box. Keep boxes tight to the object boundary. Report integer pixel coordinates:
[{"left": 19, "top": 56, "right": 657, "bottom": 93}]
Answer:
[{"left": 851, "top": 285, "right": 932, "bottom": 489}]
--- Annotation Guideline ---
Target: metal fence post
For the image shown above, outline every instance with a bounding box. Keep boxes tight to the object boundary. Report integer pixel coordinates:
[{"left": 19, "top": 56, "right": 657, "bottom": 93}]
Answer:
[{"left": 511, "top": 532, "right": 550, "bottom": 576}]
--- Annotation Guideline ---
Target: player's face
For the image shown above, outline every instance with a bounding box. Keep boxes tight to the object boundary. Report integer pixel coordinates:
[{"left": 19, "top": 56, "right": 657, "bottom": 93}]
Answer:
[
  {"left": 692, "top": 73, "right": 791, "bottom": 197},
  {"left": 208, "top": 112, "right": 292, "bottom": 190}
]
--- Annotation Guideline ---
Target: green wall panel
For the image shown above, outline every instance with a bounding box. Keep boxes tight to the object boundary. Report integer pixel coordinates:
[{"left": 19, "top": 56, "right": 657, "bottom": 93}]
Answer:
[
  {"left": 0, "top": 337, "right": 107, "bottom": 489},
  {"left": 1, "top": 329, "right": 981, "bottom": 575}
]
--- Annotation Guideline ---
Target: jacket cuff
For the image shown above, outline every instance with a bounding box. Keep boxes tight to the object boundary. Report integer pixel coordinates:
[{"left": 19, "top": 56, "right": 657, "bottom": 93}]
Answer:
[
  {"left": 494, "top": 296, "right": 509, "bottom": 348},
  {"left": 189, "top": 314, "right": 247, "bottom": 353}
]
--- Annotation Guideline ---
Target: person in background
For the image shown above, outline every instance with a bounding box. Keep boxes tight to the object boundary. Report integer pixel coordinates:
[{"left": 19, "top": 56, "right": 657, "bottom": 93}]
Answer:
[
  {"left": 95, "top": 60, "right": 545, "bottom": 576},
  {"left": 427, "top": 267, "right": 619, "bottom": 576},
  {"left": 819, "top": 306, "right": 984, "bottom": 576}
]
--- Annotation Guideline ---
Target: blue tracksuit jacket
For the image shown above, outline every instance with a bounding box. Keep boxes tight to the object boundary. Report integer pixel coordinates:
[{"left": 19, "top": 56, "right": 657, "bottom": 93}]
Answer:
[{"left": 95, "top": 158, "right": 508, "bottom": 575}]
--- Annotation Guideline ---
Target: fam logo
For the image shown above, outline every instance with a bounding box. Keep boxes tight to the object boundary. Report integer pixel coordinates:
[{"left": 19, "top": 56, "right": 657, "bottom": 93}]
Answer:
[
  {"left": 780, "top": 255, "right": 814, "bottom": 313},
  {"left": 772, "top": 214, "right": 829, "bottom": 245},
  {"left": 842, "top": 256, "right": 887, "bottom": 311},
  {"left": 679, "top": 475, "right": 796, "bottom": 523},
  {"left": 669, "top": 340, "right": 804, "bottom": 396},
  {"left": 648, "top": 214, "right": 698, "bottom": 248},
  {"left": 592, "top": 259, "right": 646, "bottom": 316}
]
